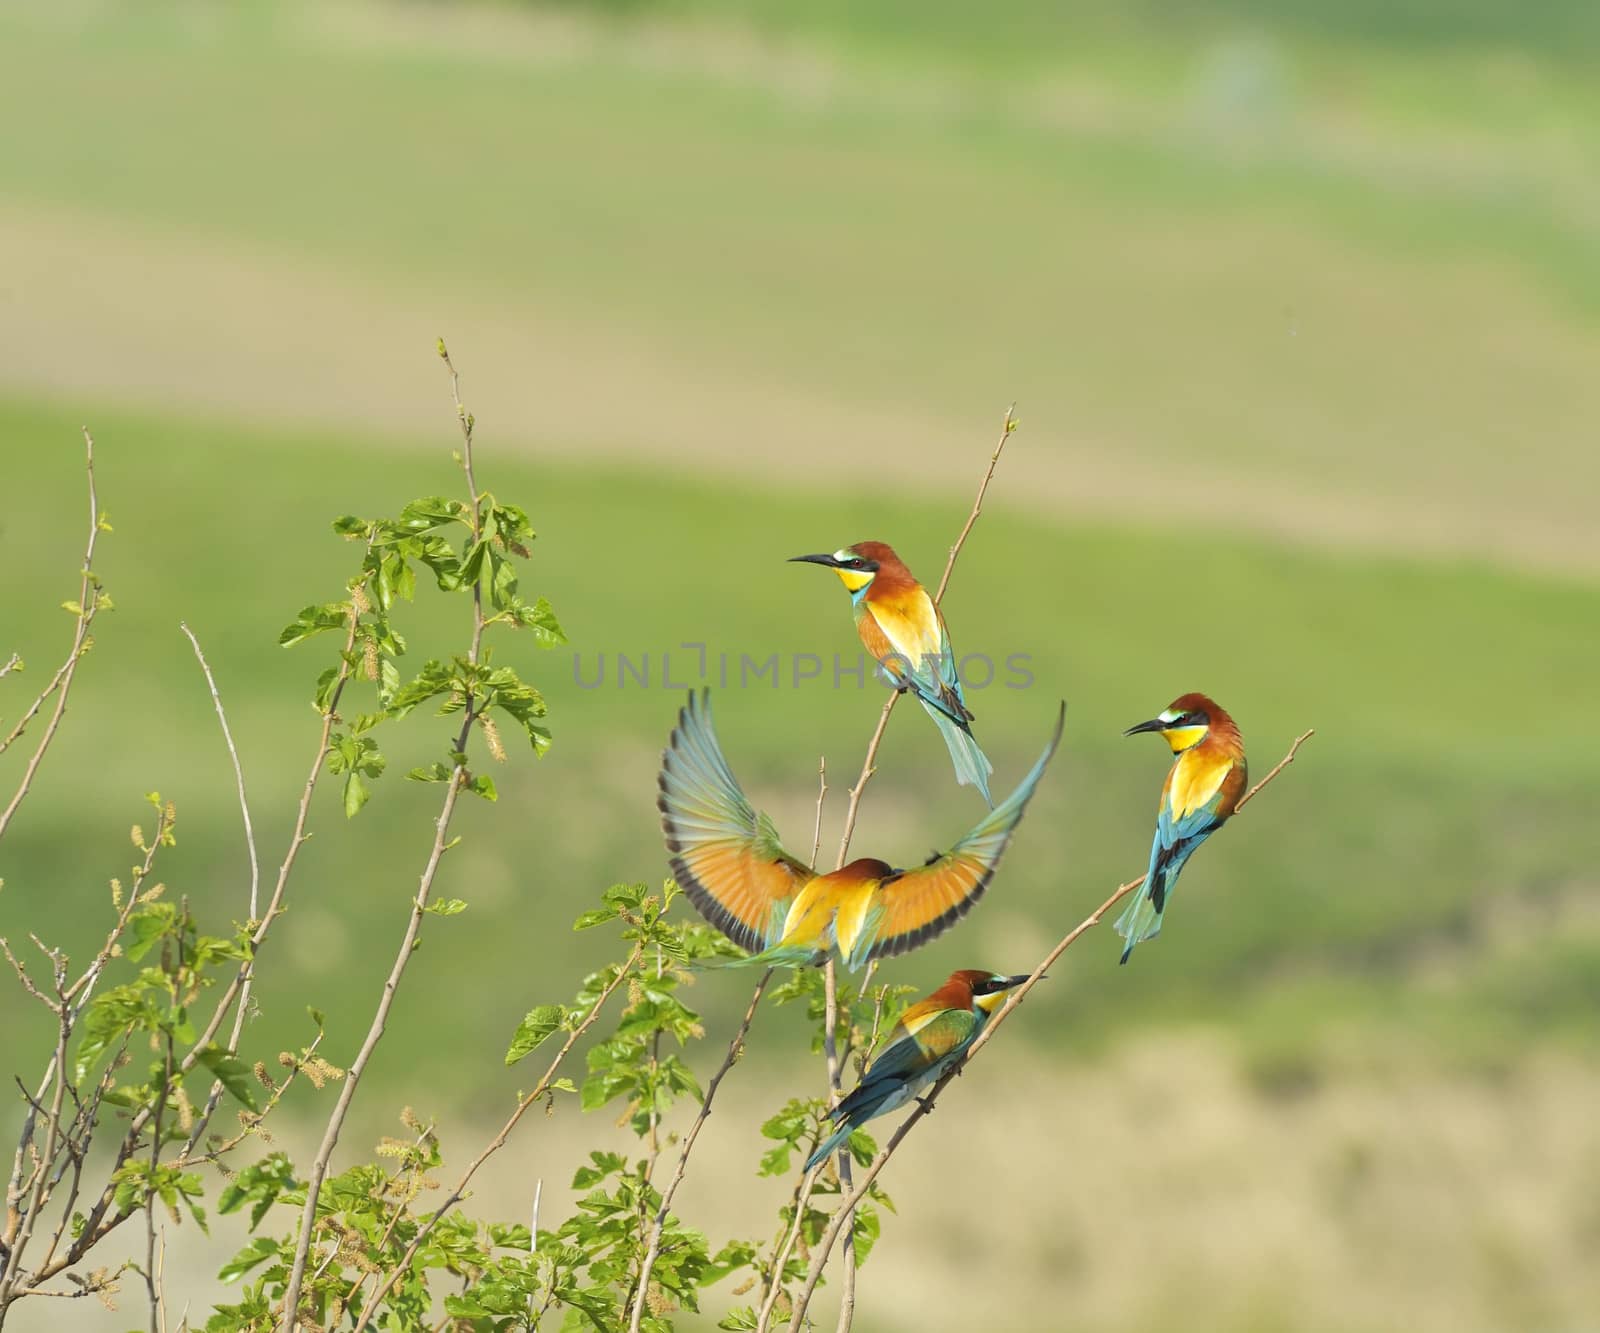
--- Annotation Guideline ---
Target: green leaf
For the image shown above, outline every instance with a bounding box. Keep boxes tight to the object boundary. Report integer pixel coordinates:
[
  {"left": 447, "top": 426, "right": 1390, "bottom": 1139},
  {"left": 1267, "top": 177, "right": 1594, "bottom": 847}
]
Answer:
[
  {"left": 278, "top": 603, "right": 349, "bottom": 649},
  {"left": 396, "top": 496, "right": 470, "bottom": 534},
  {"left": 125, "top": 903, "right": 177, "bottom": 963},
  {"left": 851, "top": 1201, "right": 881, "bottom": 1266},
  {"left": 218, "top": 1236, "right": 279, "bottom": 1283},
  {"left": 758, "top": 1144, "right": 793, "bottom": 1177},
  {"left": 342, "top": 770, "right": 370, "bottom": 820},
  {"left": 312, "top": 665, "right": 342, "bottom": 712},
  {"left": 572, "top": 906, "right": 619, "bottom": 931},
  {"left": 407, "top": 761, "right": 453, "bottom": 783},
  {"left": 505, "top": 1005, "right": 566, "bottom": 1066},
  {"left": 466, "top": 774, "right": 497, "bottom": 802},
  {"left": 515, "top": 595, "right": 565, "bottom": 647},
  {"left": 425, "top": 898, "right": 468, "bottom": 917},
  {"left": 846, "top": 1129, "right": 878, "bottom": 1166},
  {"left": 197, "top": 1046, "right": 259, "bottom": 1112}
]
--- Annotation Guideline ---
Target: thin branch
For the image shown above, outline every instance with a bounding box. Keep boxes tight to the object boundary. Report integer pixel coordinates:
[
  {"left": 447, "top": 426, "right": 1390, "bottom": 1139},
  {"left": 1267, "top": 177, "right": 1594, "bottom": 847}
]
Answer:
[
  {"left": 0, "top": 429, "right": 105, "bottom": 840},
  {"left": 821, "top": 960, "right": 856, "bottom": 1332},
  {"left": 283, "top": 347, "right": 489, "bottom": 1330},
  {"left": 348, "top": 950, "right": 643, "bottom": 1333},
  {"left": 931, "top": 405, "right": 1016, "bottom": 605},
  {"left": 754, "top": 1164, "right": 821, "bottom": 1333},
  {"left": 626, "top": 969, "right": 773, "bottom": 1333},
  {"left": 142, "top": 1027, "right": 175, "bottom": 1333},
  {"left": 0, "top": 654, "right": 20, "bottom": 681},
  {"left": 5, "top": 815, "right": 169, "bottom": 1299},
  {"left": 783, "top": 729, "right": 1316, "bottom": 1331},
  {"left": 809, "top": 758, "right": 827, "bottom": 868},
  {"left": 178, "top": 1032, "right": 326, "bottom": 1170},
  {"left": 176, "top": 623, "right": 262, "bottom": 1156},
  {"left": 0, "top": 954, "right": 72, "bottom": 1308},
  {"left": 830, "top": 699, "right": 896, "bottom": 873},
  {"left": 179, "top": 624, "right": 259, "bottom": 918},
  {"left": 337, "top": 1116, "right": 437, "bottom": 1317}
]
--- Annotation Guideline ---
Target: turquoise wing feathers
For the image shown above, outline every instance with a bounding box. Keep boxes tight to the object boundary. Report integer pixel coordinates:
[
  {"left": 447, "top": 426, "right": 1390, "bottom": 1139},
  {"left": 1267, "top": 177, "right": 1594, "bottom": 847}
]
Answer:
[
  {"left": 1115, "top": 780, "right": 1229, "bottom": 963},
  {"left": 804, "top": 1007, "right": 978, "bottom": 1172}
]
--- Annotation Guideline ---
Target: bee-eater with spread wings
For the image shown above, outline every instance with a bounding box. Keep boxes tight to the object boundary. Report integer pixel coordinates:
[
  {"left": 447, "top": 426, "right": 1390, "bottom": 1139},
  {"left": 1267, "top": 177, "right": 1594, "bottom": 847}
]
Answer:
[
  {"left": 658, "top": 690, "right": 1063, "bottom": 971},
  {"left": 805, "top": 968, "right": 1029, "bottom": 1172},
  {"left": 790, "top": 542, "right": 994, "bottom": 806},
  {"left": 1116, "top": 692, "right": 1247, "bottom": 965}
]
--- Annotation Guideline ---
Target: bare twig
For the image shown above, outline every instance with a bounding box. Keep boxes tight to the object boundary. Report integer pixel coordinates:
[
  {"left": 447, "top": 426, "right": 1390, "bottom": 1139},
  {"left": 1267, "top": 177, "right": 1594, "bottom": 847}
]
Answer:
[
  {"left": 0, "top": 655, "right": 20, "bottom": 681},
  {"left": 283, "top": 346, "right": 490, "bottom": 1329},
  {"left": 783, "top": 729, "right": 1317, "bottom": 1330},
  {"left": 810, "top": 758, "right": 827, "bottom": 867},
  {"left": 179, "top": 625, "right": 259, "bottom": 918},
  {"left": 932, "top": 405, "right": 1016, "bottom": 605},
  {"left": 177, "top": 623, "right": 262, "bottom": 1158},
  {"left": 0, "top": 430, "right": 105, "bottom": 840},
  {"left": 349, "top": 949, "right": 643, "bottom": 1332}
]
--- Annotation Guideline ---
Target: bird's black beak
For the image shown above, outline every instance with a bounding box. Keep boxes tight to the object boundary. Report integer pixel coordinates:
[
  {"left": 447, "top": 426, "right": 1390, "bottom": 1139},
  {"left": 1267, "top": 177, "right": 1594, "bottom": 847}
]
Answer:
[
  {"left": 788, "top": 553, "right": 841, "bottom": 568},
  {"left": 1003, "top": 974, "right": 1034, "bottom": 989},
  {"left": 1123, "top": 717, "right": 1168, "bottom": 737}
]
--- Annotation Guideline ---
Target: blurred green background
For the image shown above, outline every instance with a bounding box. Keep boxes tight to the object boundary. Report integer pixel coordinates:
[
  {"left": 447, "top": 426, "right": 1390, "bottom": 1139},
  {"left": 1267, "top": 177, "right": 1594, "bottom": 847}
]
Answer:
[{"left": 1, "top": 2, "right": 1597, "bottom": 1329}]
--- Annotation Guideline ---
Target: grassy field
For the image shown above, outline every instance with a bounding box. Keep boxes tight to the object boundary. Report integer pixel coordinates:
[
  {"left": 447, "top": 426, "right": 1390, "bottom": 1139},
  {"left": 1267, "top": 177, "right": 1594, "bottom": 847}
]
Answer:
[{"left": 0, "top": 4, "right": 1596, "bottom": 1329}]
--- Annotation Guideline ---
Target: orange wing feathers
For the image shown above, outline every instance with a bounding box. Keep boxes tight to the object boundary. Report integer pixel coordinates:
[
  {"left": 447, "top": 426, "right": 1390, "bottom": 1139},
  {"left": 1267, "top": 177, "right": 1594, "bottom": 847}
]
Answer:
[
  {"left": 658, "top": 692, "right": 814, "bottom": 953},
  {"left": 668, "top": 841, "right": 812, "bottom": 950},
  {"left": 864, "top": 853, "right": 996, "bottom": 961}
]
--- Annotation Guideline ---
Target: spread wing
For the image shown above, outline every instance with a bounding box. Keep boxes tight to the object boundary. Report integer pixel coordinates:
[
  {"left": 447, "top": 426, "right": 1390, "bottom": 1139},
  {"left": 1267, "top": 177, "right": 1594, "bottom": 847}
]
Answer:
[
  {"left": 863, "top": 703, "right": 1065, "bottom": 961},
  {"left": 658, "top": 690, "right": 814, "bottom": 952}
]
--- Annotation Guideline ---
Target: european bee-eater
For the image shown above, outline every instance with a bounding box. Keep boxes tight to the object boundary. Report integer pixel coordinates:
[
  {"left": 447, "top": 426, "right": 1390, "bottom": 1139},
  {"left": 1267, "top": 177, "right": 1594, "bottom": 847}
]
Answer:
[
  {"left": 1116, "top": 691, "right": 1248, "bottom": 965},
  {"left": 804, "top": 968, "right": 1029, "bottom": 1172},
  {"left": 657, "top": 690, "right": 1063, "bottom": 971},
  {"left": 790, "top": 542, "right": 994, "bottom": 806}
]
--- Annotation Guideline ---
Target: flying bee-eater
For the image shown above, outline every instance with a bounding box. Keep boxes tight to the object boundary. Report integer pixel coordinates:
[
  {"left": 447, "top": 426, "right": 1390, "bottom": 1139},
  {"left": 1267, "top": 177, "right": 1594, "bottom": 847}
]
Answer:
[
  {"left": 657, "top": 690, "right": 1063, "bottom": 971},
  {"left": 790, "top": 541, "right": 994, "bottom": 806},
  {"left": 805, "top": 968, "right": 1030, "bottom": 1173},
  {"left": 1116, "top": 691, "right": 1247, "bottom": 965}
]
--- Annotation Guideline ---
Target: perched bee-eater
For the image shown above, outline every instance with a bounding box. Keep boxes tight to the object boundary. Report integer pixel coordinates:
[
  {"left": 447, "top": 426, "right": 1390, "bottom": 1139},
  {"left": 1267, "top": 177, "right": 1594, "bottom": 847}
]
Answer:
[
  {"left": 1116, "top": 691, "right": 1248, "bottom": 965},
  {"left": 790, "top": 541, "right": 994, "bottom": 806},
  {"left": 805, "top": 968, "right": 1029, "bottom": 1172},
  {"left": 658, "top": 690, "right": 1063, "bottom": 971}
]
